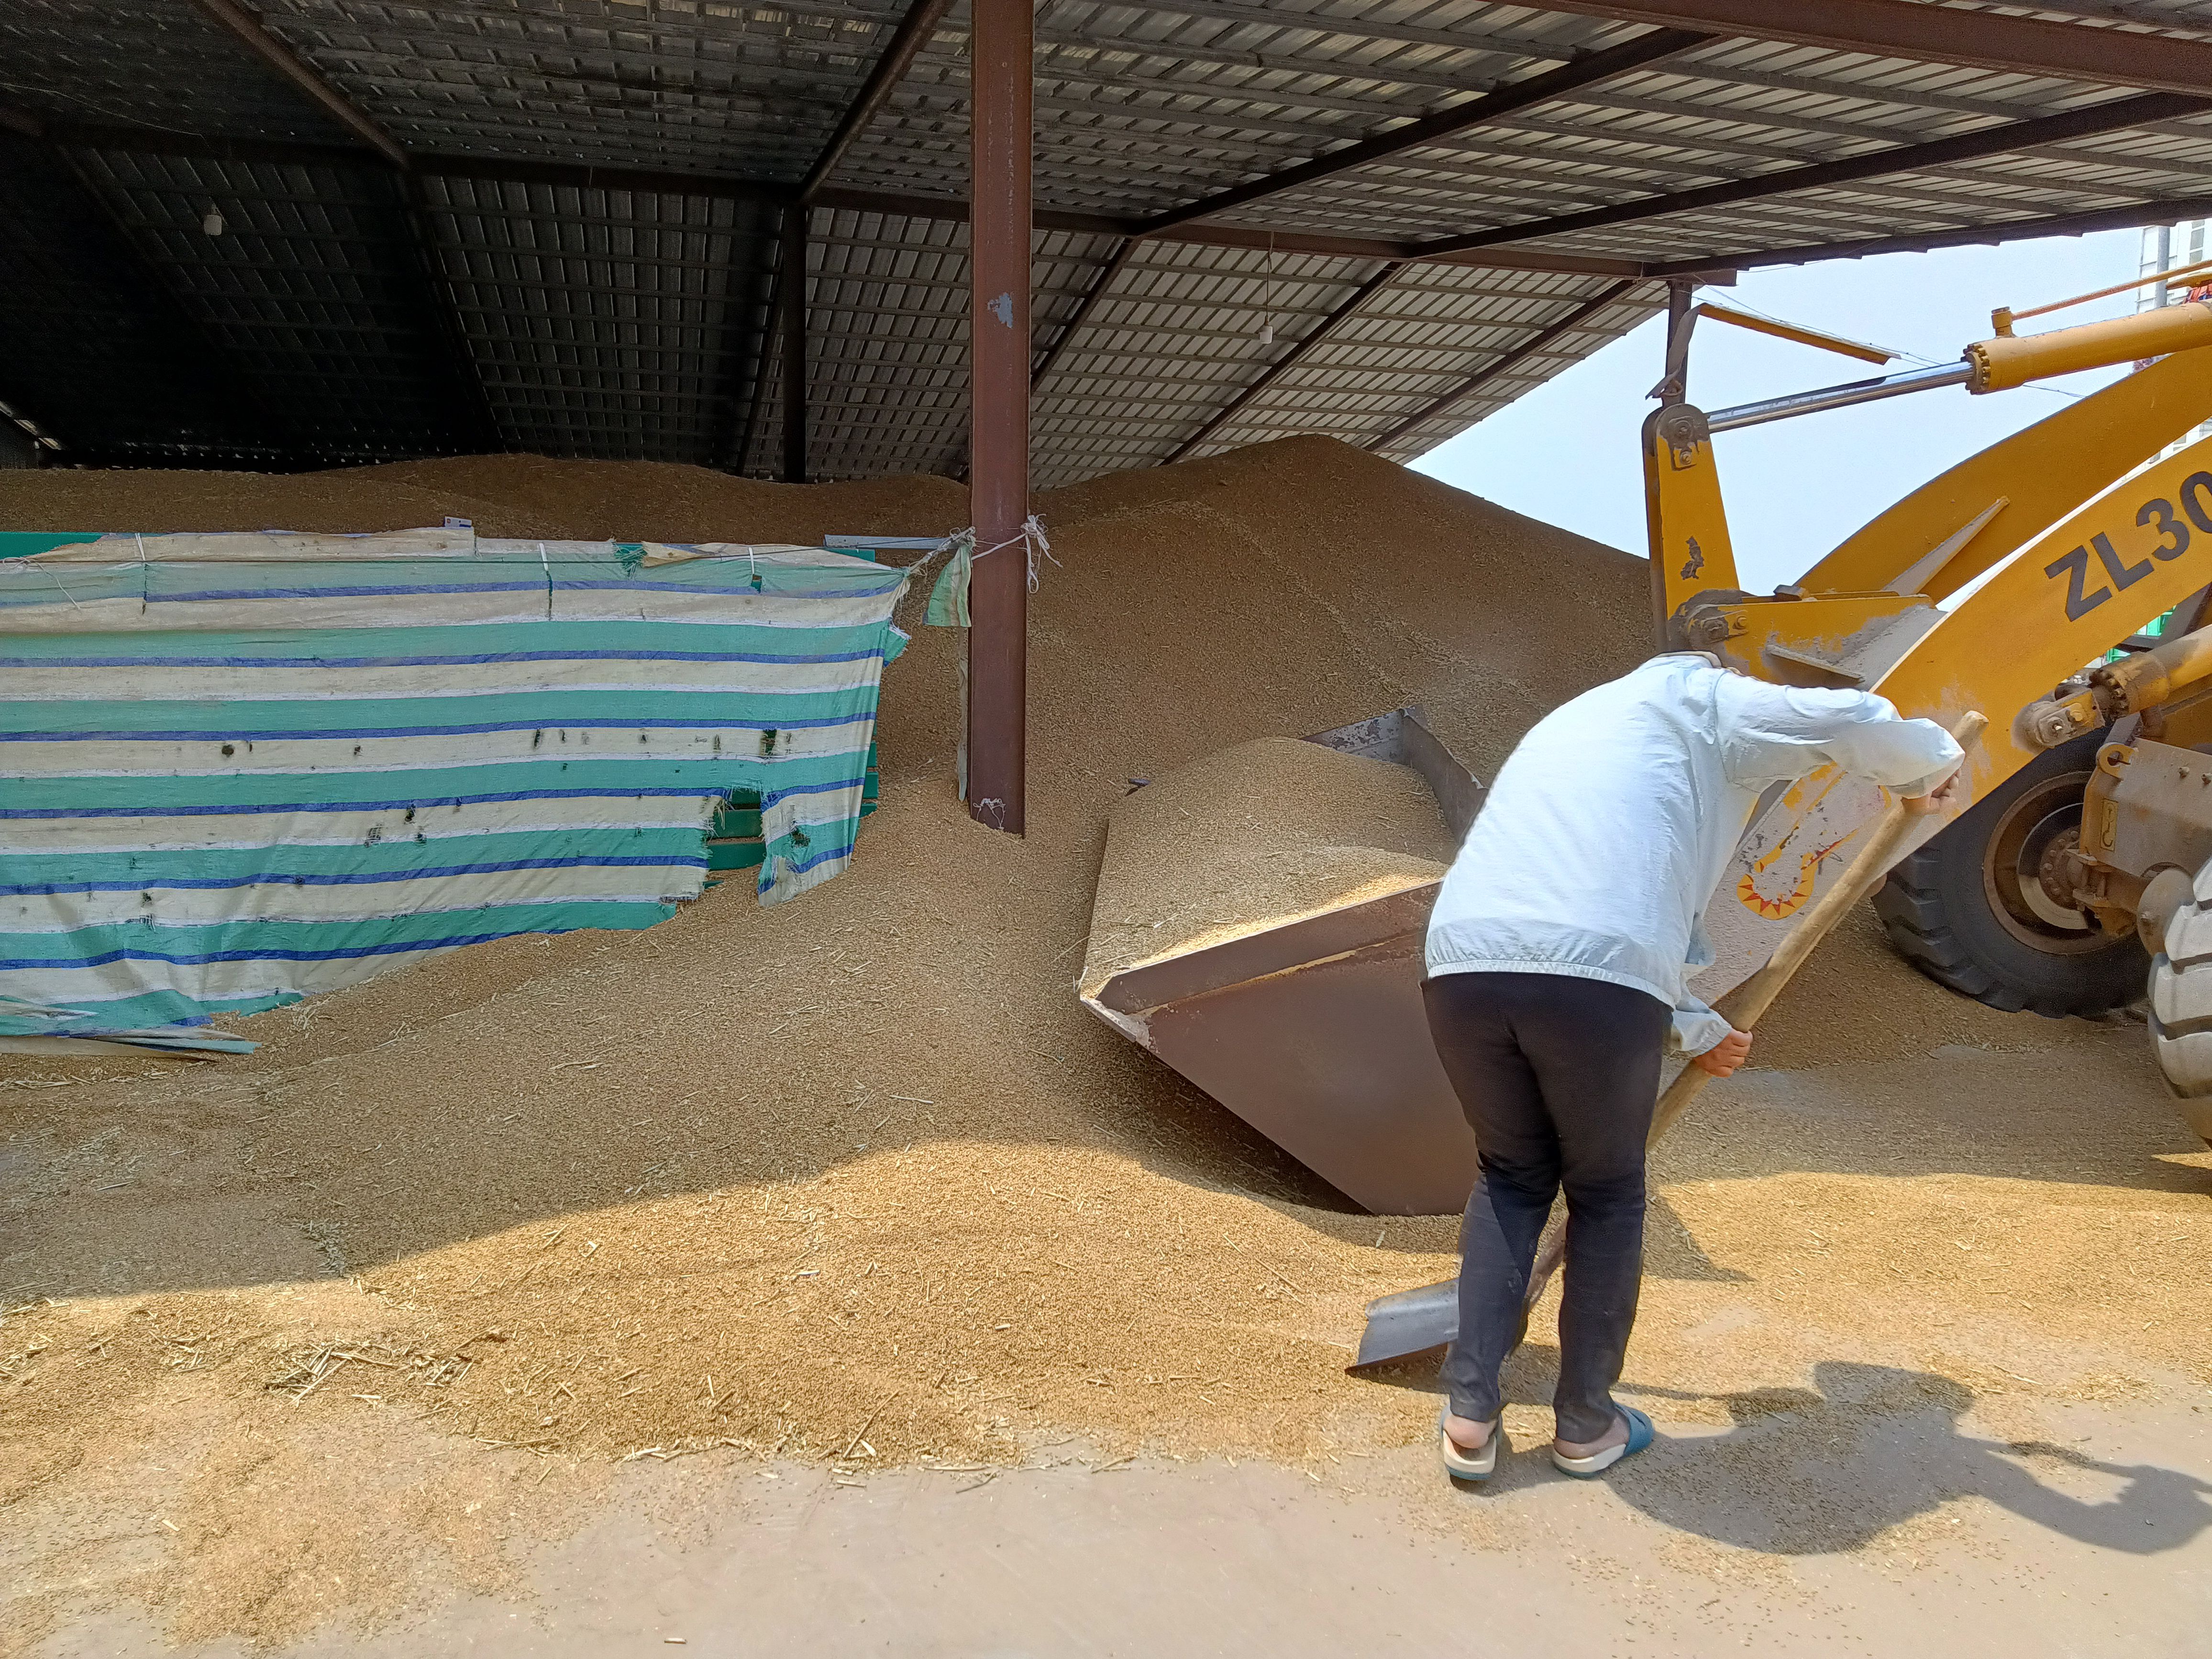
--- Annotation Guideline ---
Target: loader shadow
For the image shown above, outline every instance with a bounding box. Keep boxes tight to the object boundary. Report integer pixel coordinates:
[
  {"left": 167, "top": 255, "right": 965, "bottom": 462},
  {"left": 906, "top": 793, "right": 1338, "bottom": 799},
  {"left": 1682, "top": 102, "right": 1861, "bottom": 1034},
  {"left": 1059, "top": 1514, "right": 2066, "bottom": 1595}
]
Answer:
[{"left": 1380, "top": 1349, "right": 2212, "bottom": 1556}]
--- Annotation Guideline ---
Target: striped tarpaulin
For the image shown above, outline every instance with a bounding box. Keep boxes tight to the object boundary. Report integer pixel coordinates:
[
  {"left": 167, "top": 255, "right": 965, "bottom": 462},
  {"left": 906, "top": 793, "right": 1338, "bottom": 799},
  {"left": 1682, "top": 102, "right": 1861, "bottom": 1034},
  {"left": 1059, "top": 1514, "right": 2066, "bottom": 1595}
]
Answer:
[{"left": 0, "top": 530, "right": 908, "bottom": 1034}]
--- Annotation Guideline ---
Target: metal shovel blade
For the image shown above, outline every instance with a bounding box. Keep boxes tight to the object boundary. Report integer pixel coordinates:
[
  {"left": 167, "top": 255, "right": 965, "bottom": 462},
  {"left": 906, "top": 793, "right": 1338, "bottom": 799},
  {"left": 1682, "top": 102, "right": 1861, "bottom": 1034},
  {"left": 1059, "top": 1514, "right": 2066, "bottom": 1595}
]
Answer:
[{"left": 1351, "top": 1278, "right": 1458, "bottom": 1367}]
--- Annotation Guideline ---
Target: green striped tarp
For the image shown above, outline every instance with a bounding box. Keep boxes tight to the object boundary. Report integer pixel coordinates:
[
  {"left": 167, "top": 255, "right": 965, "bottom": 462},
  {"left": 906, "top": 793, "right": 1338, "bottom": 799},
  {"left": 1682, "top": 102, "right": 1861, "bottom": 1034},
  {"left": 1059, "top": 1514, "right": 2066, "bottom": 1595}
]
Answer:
[{"left": 0, "top": 528, "right": 909, "bottom": 1035}]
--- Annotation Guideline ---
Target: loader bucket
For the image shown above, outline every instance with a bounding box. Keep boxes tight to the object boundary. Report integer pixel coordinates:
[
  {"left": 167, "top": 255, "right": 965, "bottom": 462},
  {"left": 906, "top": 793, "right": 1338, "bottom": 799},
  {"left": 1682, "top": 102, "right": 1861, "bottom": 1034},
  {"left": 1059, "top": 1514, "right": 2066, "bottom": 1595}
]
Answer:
[{"left": 1077, "top": 709, "right": 1484, "bottom": 1216}]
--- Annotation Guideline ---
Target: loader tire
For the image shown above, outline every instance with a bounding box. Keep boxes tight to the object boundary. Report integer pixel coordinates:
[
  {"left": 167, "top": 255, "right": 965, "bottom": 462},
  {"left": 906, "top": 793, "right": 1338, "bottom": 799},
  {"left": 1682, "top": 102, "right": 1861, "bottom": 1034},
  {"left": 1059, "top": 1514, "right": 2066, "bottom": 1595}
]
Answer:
[
  {"left": 2149, "top": 864, "right": 2212, "bottom": 1143},
  {"left": 1874, "top": 730, "right": 2146, "bottom": 1018}
]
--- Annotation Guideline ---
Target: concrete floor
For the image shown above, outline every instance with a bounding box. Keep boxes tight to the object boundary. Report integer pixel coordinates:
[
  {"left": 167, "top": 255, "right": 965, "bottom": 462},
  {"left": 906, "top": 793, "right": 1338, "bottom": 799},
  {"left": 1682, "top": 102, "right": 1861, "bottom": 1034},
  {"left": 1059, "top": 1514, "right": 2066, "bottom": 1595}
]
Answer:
[{"left": 33, "top": 1382, "right": 2212, "bottom": 1659}]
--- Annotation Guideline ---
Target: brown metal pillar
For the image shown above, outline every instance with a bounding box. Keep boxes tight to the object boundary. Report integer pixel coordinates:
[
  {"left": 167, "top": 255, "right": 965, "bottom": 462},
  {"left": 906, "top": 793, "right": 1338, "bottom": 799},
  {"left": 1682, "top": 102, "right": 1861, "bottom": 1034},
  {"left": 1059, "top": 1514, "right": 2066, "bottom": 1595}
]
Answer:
[
  {"left": 1654, "top": 276, "right": 1697, "bottom": 408},
  {"left": 964, "top": 0, "right": 1032, "bottom": 834},
  {"left": 780, "top": 205, "right": 809, "bottom": 484}
]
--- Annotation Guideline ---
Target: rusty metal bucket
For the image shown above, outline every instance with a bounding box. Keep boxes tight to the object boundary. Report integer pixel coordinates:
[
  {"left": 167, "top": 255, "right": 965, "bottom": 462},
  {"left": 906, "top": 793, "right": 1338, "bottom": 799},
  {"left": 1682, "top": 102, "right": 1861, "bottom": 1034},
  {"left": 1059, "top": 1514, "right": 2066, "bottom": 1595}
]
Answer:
[{"left": 1078, "top": 708, "right": 1485, "bottom": 1216}]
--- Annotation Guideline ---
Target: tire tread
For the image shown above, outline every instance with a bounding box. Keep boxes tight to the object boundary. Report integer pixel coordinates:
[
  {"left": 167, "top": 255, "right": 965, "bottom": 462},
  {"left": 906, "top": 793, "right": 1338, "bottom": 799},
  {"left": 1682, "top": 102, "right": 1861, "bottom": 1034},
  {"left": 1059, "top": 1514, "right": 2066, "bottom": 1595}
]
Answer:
[{"left": 1873, "top": 734, "right": 2143, "bottom": 1019}]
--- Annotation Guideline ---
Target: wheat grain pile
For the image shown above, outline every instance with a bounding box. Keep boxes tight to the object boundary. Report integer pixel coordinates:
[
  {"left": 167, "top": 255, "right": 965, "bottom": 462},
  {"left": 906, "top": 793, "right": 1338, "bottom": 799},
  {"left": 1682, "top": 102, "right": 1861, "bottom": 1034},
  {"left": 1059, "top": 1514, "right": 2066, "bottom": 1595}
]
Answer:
[
  {"left": 2, "top": 437, "right": 2202, "bottom": 1652},
  {"left": 1077, "top": 736, "right": 1455, "bottom": 998}
]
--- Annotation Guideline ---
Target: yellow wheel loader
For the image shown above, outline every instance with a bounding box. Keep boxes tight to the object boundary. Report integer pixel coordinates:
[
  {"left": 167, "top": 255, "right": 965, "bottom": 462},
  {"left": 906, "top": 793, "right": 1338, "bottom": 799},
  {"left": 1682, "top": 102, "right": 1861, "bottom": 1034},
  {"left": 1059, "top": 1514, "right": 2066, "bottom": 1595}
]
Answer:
[
  {"left": 1646, "top": 272, "right": 2212, "bottom": 1140},
  {"left": 1081, "top": 265, "right": 2212, "bottom": 1214}
]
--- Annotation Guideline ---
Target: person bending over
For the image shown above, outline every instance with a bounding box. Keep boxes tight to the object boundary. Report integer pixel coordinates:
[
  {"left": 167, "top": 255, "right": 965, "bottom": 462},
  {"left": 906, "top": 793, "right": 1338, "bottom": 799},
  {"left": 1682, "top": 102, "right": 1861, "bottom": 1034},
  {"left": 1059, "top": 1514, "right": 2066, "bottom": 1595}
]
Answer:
[{"left": 1423, "top": 650, "right": 1963, "bottom": 1481}]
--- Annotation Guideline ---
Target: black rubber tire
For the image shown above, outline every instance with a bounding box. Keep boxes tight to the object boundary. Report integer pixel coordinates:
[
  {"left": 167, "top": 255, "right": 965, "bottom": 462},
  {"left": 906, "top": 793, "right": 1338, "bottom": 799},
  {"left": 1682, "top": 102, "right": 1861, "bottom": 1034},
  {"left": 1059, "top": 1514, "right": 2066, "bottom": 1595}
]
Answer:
[{"left": 1873, "top": 730, "right": 2147, "bottom": 1017}]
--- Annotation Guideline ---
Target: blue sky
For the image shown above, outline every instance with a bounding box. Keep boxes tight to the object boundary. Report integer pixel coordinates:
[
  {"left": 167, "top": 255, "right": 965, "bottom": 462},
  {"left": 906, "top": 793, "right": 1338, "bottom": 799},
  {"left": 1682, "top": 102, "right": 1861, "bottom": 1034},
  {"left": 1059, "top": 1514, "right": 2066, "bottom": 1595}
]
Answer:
[{"left": 1413, "top": 229, "right": 2146, "bottom": 595}]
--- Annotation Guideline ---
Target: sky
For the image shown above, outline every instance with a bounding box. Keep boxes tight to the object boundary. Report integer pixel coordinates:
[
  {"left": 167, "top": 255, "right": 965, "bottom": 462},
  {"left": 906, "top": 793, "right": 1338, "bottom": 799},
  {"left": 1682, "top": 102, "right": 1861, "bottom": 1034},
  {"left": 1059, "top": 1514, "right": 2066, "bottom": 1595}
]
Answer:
[{"left": 1412, "top": 229, "right": 2148, "bottom": 597}]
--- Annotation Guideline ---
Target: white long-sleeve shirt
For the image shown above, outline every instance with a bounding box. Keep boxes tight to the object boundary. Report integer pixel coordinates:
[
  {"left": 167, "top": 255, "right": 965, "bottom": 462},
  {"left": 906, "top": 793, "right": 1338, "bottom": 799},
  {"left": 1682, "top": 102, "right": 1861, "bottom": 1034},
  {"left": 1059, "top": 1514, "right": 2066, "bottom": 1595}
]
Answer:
[{"left": 1425, "top": 653, "right": 1961, "bottom": 1056}]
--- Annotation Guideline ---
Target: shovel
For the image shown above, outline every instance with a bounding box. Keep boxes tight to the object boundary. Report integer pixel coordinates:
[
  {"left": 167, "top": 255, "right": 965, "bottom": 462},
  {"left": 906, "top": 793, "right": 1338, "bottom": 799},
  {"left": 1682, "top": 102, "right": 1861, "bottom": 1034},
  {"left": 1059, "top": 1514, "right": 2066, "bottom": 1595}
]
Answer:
[{"left": 1350, "top": 712, "right": 1986, "bottom": 1370}]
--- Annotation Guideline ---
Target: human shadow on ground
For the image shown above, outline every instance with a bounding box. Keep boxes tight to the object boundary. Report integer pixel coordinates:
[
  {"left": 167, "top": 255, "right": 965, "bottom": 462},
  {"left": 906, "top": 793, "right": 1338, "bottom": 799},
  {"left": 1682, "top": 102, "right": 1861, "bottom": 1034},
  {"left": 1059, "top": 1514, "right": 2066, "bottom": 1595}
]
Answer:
[
  {"left": 1378, "top": 1350, "right": 2212, "bottom": 1555},
  {"left": 1607, "top": 1360, "right": 2212, "bottom": 1556}
]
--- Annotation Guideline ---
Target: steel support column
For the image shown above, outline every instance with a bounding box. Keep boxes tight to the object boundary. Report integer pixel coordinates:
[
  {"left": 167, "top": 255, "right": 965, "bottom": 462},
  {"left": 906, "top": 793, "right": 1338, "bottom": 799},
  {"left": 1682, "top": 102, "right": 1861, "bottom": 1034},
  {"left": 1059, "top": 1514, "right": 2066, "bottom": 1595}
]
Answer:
[
  {"left": 780, "top": 205, "right": 809, "bottom": 484},
  {"left": 965, "top": 0, "right": 1033, "bottom": 835}
]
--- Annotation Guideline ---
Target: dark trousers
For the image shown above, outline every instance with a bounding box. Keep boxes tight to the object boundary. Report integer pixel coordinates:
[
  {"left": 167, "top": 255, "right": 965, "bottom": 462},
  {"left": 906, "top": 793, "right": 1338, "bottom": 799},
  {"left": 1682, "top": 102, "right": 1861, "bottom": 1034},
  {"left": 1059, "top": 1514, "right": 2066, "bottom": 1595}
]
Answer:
[{"left": 1422, "top": 970, "right": 1668, "bottom": 1444}]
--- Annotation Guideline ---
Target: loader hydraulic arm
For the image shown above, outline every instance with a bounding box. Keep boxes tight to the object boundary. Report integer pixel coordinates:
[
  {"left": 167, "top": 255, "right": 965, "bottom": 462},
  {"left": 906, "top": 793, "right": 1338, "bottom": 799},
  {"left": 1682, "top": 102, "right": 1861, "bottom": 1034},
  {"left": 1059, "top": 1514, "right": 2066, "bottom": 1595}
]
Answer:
[
  {"left": 2024, "top": 609, "right": 2212, "bottom": 750},
  {"left": 1650, "top": 295, "right": 2212, "bottom": 634}
]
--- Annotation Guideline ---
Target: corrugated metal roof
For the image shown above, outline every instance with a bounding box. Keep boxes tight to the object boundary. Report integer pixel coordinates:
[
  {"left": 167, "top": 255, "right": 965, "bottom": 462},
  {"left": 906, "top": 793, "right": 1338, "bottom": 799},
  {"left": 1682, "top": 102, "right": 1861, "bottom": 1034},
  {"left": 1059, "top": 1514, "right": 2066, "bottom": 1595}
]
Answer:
[
  {"left": 0, "top": 0, "right": 2206, "bottom": 476},
  {"left": 430, "top": 171, "right": 777, "bottom": 461}
]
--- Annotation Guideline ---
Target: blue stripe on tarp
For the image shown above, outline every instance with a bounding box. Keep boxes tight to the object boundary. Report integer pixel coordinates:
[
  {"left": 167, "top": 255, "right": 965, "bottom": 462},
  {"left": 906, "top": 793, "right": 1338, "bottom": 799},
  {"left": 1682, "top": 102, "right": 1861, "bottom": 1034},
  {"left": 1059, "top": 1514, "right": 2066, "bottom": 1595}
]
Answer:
[
  {"left": 0, "top": 713, "right": 875, "bottom": 741},
  {"left": 0, "top": 647, "right": 891, "bottom": 669},
  {"left": 0, "top": 927, "right": 667, "bottom": 971},
  {"left": 6, "top": 1004, "right": 215, "bottom": 1030},
  {"left": 755, "top": 778, "right": 864, "bottom": 806},
  {"left": 138, "top": 575, "right": 905, "bottom": 603},
  {"left": 149, "top": 581, "right": 549, "bottom": 600},
  {"left": 775, "top": 835, "right": 858, "bottom": 877},
  {"left": 553, "top": 579, "right": 904, "bottom": 598},
  {"left": 1, "top": 853, "right": 708, "bottom": 896},
  {"left": 2, "top": 773, "right": 866, "bottom": 819}
]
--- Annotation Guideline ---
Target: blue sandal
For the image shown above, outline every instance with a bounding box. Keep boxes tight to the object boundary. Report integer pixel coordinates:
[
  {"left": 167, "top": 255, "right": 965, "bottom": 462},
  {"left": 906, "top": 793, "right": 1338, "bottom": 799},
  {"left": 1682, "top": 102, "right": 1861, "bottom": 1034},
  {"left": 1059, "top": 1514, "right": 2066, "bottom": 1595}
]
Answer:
[
  {"left": 1550, "top": 1405, "right": 1655, "bottom": 1478},
  {"left": 1438, "top": 1406, "right": 1505, "bottom": 1480}
]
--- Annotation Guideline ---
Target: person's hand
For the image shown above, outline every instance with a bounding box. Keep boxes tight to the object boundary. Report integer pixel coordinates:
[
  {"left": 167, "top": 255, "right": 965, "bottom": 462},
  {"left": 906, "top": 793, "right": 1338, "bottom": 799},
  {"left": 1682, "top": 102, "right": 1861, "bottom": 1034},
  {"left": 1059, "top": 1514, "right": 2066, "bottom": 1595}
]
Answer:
[
  {"left": 1901, "top": 765, "right": 1964, "bottom": 817},
  {"left": 1693, "top": 1028, "right": 1752, "bottom": 1077}
]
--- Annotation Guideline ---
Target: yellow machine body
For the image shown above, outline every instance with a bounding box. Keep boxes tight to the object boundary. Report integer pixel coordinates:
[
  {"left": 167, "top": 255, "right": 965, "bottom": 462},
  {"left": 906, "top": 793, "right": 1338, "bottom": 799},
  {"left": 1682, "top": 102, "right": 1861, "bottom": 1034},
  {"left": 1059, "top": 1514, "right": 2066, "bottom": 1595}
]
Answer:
[{"left": 1653, "top": 300, "right": 2212, "bottom": 1004}]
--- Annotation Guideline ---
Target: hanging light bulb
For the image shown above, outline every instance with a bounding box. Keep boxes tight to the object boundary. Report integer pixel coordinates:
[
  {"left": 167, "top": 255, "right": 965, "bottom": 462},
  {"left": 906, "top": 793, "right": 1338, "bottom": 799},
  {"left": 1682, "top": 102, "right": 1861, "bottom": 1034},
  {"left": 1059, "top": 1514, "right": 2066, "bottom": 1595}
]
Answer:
[
  {"left": 1259, "top": 320, "right": 1273, "bottom": 345},
  {"left": 202, "top": 205, "right": 225, "bottom": 237}
]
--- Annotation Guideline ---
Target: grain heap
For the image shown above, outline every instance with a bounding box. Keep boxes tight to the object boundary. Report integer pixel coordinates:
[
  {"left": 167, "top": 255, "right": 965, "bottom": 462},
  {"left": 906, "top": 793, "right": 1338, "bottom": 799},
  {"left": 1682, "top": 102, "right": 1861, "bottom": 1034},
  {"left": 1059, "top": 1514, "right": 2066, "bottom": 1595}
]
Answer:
[
  {"left": 1078, "top": 736, "right": 1455, "bottom": 999},
  {"left": 2, "top": 437, "right": 2201, "bottom": 1649}
]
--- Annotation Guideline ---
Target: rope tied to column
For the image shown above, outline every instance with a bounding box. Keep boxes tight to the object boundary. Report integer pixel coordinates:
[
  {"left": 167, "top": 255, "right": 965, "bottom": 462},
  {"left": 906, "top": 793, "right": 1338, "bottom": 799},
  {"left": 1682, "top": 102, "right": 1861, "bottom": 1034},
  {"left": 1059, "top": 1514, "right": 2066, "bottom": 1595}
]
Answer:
[{"left": 907, "top": 514, "right": 1054, "bottom": 628}]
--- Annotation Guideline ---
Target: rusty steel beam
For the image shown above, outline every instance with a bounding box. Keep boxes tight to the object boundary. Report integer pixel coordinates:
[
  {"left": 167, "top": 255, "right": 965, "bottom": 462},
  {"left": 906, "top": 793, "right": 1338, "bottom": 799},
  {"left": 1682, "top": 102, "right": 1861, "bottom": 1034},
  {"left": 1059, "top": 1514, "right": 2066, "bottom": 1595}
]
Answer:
[
  {"left": 185, "top": 0, "right": 503, "bottom": 452},
  {"left": 1368, "top": 278, "right": 1644, "bottom": 454},
  {"left": 708, "top": 213, "right": 774, "bottom": 471},
  {"left": 1031, "top": 238, "right": 1139, "bottom": 394},
  {"left": 966, "top": 0, "right": 1032, "bottom": 837},
  {"left": 797, "top": 0, "right": 959, "bottom": 202},
  {"left": 1139, "top": 28, "right": 1708, "bottom": 234},
  {"left": 25, "top": 119, "right": 1662, "bottom": 277},
  {"left": 1519, "top": 0, "right": 2212, "bottom": 98},
  {"left": 0, "top": 368, "right": 70, "bottom": 456},
  {"left": 1644, "top": 188, "right": 2212, "bottom": 275},
  {"left": 3, "top": 115, "right": 294, "bottom": 457},
  {"left": 1165, "top": 260, "right": 1405, "bottom": 464},
  {"left": 389, "top": 170, "right": 504, "bottom": 454},
  {"left": 188, "top": 0, "right": 408, "bottom": 166},
  {"left": 1416, "top": 90, "right": 2211, "bottom": 259},
  {"left": 1150, "top": 219, "right": 1651, "bottom": 276},
  {"left": 780, "top": 205, "right": 811, "bottom": 483},
  {"left": 20, "top": 157, "right": 294, "bottom": 457},
  {"left": 736, "top": 248, "right": 786, "bottom": 478},
  {"left": 34, "top": 120, "right": 365, "bottom": 171}
]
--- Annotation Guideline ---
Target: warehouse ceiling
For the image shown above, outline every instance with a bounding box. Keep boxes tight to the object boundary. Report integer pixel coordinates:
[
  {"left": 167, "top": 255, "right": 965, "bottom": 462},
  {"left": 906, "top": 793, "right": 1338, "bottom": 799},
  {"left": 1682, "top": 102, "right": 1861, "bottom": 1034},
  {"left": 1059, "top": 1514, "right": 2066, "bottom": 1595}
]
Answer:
[{"left": 0, "top": 0, "right": 2208, "bottom": 484}]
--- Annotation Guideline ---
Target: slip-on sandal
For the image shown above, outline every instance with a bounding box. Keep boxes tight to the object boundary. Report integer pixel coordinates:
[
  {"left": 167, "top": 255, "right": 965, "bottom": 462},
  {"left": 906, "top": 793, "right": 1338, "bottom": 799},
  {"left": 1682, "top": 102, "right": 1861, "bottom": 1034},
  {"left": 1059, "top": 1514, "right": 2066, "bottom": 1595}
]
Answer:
[
  {"left": 1438, "top": 1406, "right": 1504, "bottom": 1480},
  {"left": 1550, "top": 1405, "right": 1655, "bottom": 1479}
]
